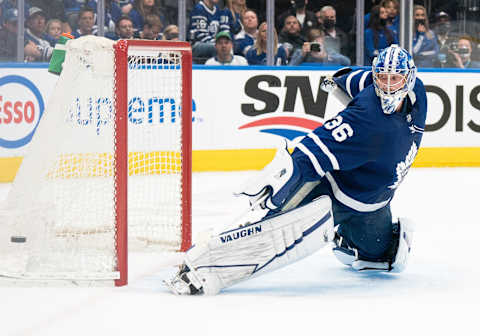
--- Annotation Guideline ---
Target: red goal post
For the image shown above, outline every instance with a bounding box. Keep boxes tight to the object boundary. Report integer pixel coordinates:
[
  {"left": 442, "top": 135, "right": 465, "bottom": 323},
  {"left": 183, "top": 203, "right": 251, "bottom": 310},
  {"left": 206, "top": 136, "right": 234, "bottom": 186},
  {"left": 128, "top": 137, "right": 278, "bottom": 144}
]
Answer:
[{"left": 114, "top": 39, "right": 192, "bottom": 286}]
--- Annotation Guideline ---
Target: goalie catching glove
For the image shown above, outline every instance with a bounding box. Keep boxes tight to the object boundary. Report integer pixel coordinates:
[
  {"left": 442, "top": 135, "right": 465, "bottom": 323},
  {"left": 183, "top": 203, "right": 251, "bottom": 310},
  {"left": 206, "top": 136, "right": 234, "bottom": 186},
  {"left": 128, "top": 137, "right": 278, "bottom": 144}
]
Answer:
[{"left": 234, "top": 143, "right": 321, "bottom": 214}]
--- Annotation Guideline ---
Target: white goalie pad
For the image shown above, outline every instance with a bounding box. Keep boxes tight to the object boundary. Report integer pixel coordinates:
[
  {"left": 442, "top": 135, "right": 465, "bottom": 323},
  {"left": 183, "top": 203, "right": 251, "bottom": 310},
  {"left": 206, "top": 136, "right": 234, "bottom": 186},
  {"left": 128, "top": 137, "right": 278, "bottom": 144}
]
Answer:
[
  {"left": 390, "top": 217, "right": 414, "bottom": 273},
  {"left": 165, "top": 196, "right": 334, "bottom": 295}
]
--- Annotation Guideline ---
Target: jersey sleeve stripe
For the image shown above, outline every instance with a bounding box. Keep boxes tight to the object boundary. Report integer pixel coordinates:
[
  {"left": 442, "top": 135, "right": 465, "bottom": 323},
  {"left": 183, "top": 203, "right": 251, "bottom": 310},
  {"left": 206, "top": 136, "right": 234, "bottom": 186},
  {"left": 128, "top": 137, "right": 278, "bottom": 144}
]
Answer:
[
  {"left": 412, "top": 125, "right": 424, "bottom": 133},
  {"left": 307, "top": 133, "right": 340, "bottom": 170},
  {"left": 359, "top": 71, "right": 370, "bottom": 92},
  {"left": 346, "top": 69, "right": 363, "bottom": 98},
  {"left": 297, "top": 143, "right": 326, "bottom": 177},
  {"left": 325, "top": 173, "right": 391, "bottom": 212}
]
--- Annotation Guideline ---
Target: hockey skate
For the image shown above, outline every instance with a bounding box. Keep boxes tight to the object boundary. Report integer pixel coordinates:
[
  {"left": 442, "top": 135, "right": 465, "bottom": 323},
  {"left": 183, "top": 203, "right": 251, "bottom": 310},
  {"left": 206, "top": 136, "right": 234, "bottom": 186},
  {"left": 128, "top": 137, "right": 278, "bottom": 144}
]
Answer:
[{"left": 164, "top": 264, "right": 204, "bottom": 295}]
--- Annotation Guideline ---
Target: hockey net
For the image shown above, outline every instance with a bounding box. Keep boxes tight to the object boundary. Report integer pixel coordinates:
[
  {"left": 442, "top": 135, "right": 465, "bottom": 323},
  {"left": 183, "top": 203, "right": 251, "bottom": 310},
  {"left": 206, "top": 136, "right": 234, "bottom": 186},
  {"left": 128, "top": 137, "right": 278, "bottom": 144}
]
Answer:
[{"left": 0, "top": 36, "right": 192, "bottom": 286}]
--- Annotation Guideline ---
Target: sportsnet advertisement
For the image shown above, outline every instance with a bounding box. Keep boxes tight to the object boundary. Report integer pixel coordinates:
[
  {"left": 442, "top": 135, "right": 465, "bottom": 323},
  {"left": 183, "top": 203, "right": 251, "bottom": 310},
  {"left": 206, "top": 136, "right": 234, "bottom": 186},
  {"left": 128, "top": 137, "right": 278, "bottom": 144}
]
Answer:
[
  {"left": 192, "top": 68, "right": 480, "bottom": 149},
  {"left": 0, "top": 65, "right": 479, "bottom": 181}
]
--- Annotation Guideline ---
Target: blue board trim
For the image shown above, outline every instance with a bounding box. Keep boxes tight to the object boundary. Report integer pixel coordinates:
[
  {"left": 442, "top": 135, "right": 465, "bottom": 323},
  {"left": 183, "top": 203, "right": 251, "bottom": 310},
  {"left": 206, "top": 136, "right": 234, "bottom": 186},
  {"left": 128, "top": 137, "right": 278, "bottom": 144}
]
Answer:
[{"left": 1, "top": 62, "right": 480, "bottom": 73}]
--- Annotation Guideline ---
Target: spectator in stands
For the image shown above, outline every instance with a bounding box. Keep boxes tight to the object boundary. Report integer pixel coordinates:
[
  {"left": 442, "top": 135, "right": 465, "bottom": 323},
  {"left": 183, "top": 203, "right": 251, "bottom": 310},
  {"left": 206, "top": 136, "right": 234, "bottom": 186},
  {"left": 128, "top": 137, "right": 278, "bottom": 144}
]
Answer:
[
  {"left": 318, "top": 5, "right": 350, "bottom": 61},
  {"left": 434, "top": 11, "right": 458, "bottom": 52},
  {"left": 64, "top": 0, "right": 87, "bottom": 31},
  {"left": 72, "top": 7, "right": 97, "bottom": 38},
  {"left": 1, "top": 0, "right": 30, "bottom": 26},
  {"left": 448, "top": 36, "right": 480, "bottom": 68},
  {"left": 278, "top": 15, "right": 307, "bottom": 58},
  {"left": 205, "top": 31, "right": 248, "bottom": 65},
  {"left": 246, "top": 22, "right": 287, "bottom": 65},
  {"left": 189, "top": 0, "right": 223, "bottom": 61},
  {"left": 136, "top": 13, "right": 162, "bottom": 39},
  {"left": 382, "top": 0, "right": 399, "bottom": 35},
  {"left": 314, "top": 9, "right": 323, "bottom": 30},
  {"left": 432, "top": 11, "right": 462, "bottom": 67},
  {"left": 128, "top": 0, "right": 167, "bottom": 33},
  {"left": 162, "top": 24, "right": 179, "bottom": 41},
  {"left": 118, "top": 0, "right": 135, "bottom": 15},
  {"left": 364, "top": 5, "right": 397, "bottom": 65},
  {"left": 107, "top": 15, "right": 134, "bottom": 39},
  {"left": 412, "top": 5, "right": 439, "bottom": 68},
  {"left": 222, "top": 0, "right": 246, "bottom": 36},
  {"left": 85, "top": 0, "right": 121, "bottom": 33},
  {"left": 46, "top": 18, "right": 63, "bottom": 42},
  {"left": 29, "top": 0, "right": 71, "bottom": 33},
  {"left": 0, "top": 8, "right": 19, "bottom": 61},
  {"left": 233, "top": 8, "right": 257, "bottom": 56},
  {"left": 277, "top": 0, "right": 317, "bottom": 37},
  {"left": 289, "top": 29, "right": 351, "bottom": 66},
  {"left": 24, "top": 7, "right": 54, "bottom": 61}
]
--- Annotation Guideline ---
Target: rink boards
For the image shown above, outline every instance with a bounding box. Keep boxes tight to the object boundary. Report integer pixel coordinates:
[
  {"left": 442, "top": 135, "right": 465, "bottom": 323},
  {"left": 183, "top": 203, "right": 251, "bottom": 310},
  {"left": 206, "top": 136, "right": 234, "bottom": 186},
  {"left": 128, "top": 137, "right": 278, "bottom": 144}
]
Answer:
[{"left": 1, "top": 64, "right": 479, "bottom": 182}]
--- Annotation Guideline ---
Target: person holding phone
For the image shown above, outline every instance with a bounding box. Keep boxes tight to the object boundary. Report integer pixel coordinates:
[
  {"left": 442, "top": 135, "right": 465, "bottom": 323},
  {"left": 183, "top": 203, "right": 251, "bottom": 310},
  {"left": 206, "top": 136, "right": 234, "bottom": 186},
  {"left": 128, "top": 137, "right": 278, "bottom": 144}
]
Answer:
[
  {"left": 289, "top": 29, "right": 350, "bottom": 66},
  {"left": 412, "top": 5, "right": 439, "bottom": 68}
]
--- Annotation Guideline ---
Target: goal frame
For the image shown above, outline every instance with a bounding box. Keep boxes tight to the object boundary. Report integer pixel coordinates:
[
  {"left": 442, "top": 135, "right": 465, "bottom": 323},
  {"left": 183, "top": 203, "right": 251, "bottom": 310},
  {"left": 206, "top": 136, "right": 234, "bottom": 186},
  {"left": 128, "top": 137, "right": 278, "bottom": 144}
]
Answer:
[{"left": 114, "top": 40, "right": 192, "bottom": 286}]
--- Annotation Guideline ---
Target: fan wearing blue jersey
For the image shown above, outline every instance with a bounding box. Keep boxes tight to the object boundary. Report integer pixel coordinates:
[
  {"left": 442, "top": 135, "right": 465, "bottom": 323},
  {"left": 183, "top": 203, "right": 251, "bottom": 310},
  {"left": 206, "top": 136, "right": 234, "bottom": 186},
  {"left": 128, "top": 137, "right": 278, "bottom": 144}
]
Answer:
[
  {"left": 165, "top": 45, "right": 427, "bottom": 295},
  {"left": 189, "top": 0, "right": 224, "bottom": 61}
]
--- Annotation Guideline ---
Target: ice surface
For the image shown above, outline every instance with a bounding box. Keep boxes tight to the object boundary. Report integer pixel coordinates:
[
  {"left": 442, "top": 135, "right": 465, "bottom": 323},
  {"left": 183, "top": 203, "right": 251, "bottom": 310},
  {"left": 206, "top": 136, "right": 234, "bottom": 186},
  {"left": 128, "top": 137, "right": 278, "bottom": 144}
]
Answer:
[{"left": 1, "top": 168, "right": 479, "bottom": 336}]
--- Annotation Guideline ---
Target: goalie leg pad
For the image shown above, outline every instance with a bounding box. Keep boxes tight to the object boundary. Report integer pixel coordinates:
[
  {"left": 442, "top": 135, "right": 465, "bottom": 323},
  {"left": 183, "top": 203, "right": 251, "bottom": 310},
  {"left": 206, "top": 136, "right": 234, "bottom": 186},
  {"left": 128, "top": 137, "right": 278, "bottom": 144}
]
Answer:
[
  {"left": 389, "top": 217, "right": 414, "bottom": 273},
  {"left": 332, "top": 217, "right": 414, "bottom": 273},
  {"left": 165, "top": 196, "right": 334, "bottom": 295}
]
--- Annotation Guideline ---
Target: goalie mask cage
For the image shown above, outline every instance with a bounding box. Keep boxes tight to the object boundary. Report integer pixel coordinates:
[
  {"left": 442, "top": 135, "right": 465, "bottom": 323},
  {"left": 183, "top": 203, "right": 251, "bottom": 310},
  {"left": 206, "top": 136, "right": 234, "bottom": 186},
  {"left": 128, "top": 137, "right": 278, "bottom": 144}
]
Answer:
[{"left": 0, "top": 37, "right": 192, "bottom": 286}]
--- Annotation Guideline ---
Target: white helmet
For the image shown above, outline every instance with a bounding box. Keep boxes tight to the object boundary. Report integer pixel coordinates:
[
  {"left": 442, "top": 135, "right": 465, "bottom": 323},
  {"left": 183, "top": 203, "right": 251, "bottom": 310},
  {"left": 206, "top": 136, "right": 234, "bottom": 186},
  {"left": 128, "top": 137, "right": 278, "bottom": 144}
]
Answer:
[{"left": 372, "top": 44, "right": 417, "bottom": 114}]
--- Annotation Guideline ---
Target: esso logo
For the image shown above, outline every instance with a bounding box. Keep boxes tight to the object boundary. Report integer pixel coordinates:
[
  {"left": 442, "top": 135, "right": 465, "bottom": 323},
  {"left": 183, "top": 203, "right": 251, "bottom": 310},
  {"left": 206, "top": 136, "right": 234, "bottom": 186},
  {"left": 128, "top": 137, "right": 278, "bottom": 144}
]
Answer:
[{"left": 0, "top": 75, "right": 44, "bottom": 148}]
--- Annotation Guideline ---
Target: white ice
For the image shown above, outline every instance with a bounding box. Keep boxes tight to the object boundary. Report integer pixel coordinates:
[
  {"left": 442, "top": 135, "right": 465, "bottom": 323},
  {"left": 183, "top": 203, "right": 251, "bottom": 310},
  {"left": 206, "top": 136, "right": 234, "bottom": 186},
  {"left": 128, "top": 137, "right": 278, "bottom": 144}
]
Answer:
[{"left": 1, "top": 168, "right": 479, "bottom": 336}]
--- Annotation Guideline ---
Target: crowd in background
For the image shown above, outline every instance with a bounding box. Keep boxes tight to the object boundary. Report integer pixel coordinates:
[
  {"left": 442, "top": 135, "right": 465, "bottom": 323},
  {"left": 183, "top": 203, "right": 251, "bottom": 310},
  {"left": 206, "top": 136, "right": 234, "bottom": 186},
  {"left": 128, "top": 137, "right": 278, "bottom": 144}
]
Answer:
[{"left": 1, "top": 0, "right": 480, "bottom": 68}]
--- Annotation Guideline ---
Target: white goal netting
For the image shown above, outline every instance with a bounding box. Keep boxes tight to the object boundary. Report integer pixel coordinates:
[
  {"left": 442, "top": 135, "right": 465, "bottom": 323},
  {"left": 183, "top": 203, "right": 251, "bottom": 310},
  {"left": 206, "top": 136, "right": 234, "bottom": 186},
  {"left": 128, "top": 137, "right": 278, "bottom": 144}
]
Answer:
[{"left": 0, "top": 36, "right": 190, "bottom": 283}]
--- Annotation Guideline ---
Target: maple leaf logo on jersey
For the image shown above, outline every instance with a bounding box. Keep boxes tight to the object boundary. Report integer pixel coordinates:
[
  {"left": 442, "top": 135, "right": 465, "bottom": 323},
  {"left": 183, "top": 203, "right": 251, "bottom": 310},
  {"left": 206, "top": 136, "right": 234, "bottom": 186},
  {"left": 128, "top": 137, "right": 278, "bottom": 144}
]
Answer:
[{"left": 389, "top": 142, "right": 418, "bottom": 190}]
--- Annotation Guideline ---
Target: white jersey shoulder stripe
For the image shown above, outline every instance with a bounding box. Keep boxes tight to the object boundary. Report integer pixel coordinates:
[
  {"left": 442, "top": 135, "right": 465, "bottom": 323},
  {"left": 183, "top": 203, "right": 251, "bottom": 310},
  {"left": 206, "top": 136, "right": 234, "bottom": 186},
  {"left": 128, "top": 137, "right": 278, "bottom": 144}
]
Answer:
[
  {"left": 359, "top": 70, "right": 371, "bottom": 92},
  {"left": 199, "top": 1, "right": 217, "bottom": 15},
  {"left": 407, "top": 90, "right": 416, "bottom": 105},
  {"left": 325, "top": 173, "right": 390, "bottom": 212},
  {"left": 297, "top": 143, "right": 326, "bottom": 177},
  {"left": 307, "top": 133, "right": 339, "bottom": 170},
  {"left": 345, "top": 69, "right": 363, "bottom": 98}
]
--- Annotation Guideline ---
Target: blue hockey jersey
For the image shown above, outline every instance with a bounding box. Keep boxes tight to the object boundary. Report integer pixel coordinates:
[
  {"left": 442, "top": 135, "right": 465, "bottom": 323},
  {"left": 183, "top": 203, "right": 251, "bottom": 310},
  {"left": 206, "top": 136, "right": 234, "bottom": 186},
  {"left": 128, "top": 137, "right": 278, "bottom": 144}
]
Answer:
[
  {"left": 293, "top": 69, "right": 427, "bottom": 212},
  {"left": 189, "top": 1, "right": 223, "bottom": 45},
  {"left": 234, "top": 30, "right": 255, "bottom": 56}
]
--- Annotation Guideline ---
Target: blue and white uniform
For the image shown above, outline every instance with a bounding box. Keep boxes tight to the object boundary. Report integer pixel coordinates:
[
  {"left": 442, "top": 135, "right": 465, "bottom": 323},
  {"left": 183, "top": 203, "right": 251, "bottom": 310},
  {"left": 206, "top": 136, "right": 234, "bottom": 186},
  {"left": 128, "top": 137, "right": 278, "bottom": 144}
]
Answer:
[
  {"left": 234, "top": 30, "right": 255, "bottom": 56},
  {"left": 163, "top": 47, "right": 425, "bottom": 295},
  {"left": 293, "top": 69, "right": 427, "bottom": 213},
  {"left": 220, "top": 8, "right": 242, "bottom": 36},
  {"left": 245, "top": 45, "right": 288, "bottom": 65},
  {"left": 189, "top": 1, "right": 223, "bottom": 45},
  {"left": 413, "top": 30, "right": 439, "bottom": 68}
]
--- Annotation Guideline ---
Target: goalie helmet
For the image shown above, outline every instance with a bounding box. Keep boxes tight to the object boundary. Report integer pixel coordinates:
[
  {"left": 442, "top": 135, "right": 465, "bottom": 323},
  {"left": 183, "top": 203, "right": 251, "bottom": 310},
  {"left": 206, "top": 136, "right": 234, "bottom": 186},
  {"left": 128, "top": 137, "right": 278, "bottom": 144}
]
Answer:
[{"left": 372, "top": 44, "right": 417, "bottom": 115}]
